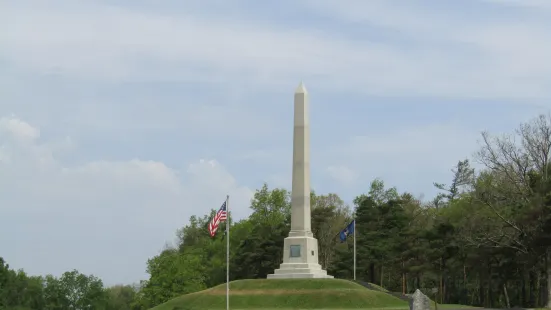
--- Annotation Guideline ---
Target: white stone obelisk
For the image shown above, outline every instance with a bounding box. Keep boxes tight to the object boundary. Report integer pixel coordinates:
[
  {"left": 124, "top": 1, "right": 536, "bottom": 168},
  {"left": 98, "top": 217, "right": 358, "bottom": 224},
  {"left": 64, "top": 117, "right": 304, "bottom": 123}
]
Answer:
[{"left": 267, "top": 82, "right": 333, "bottom": 279}]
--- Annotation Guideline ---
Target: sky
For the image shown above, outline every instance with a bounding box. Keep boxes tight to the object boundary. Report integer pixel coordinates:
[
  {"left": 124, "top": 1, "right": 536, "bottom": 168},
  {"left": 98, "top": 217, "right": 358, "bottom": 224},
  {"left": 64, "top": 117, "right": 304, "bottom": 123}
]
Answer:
[{"left": 1, "top": 0, "right": 551, "bottom": 286}]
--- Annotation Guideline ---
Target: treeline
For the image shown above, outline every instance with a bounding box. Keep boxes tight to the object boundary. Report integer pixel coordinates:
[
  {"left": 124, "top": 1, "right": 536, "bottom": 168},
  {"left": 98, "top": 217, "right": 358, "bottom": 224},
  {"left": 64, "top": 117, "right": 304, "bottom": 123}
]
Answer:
[
  {"left": 0, "top": 259, "right": 139, "bottom": 309},
  {"left": 3, "top": 114, "right": 551, "bottom": 309}
]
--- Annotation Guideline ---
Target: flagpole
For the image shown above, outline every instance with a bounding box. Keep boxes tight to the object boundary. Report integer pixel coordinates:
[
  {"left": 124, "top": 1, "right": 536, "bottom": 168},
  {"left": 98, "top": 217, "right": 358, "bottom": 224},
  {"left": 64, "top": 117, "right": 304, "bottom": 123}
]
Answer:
[
  {"left": 226, "top": 195, "right": 230, "bottom": 310},
  {"left": 353, "top": 219, "right": 356, "bottom": 281}
]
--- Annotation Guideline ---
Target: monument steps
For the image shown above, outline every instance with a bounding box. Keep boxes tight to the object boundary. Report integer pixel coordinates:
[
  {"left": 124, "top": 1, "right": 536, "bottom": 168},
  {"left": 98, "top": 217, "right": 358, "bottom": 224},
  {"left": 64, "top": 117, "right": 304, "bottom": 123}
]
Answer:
[
  {"left": 274, "top": 268, "right": 327, "bottom": 274},
  {"left": 267, "top": 273, "right": 334, "bottom": 279},
  {"left": 273, "top": 262, "right": 323, "bottom": 269}
]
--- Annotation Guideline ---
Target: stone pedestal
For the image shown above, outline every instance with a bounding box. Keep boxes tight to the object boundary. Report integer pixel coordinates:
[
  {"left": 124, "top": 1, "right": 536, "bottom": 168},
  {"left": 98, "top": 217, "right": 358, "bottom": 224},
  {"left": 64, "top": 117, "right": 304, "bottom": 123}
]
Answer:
[
  {"left": 267, "top": 236, "right": 333, "bottom": 278},
  {"left": 267, "top": 82, "right": 333, "bottom": 279}
]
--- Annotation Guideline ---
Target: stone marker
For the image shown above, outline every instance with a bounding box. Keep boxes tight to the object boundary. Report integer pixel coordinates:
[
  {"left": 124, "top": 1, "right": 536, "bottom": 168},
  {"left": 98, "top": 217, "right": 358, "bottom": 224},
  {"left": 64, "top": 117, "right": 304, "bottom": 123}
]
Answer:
[
  {"left": 410, "top": 289, "right": 431, "bottom": 310},
  {"left": 267, "top": 83, "right": 333, "bottom": 279}
]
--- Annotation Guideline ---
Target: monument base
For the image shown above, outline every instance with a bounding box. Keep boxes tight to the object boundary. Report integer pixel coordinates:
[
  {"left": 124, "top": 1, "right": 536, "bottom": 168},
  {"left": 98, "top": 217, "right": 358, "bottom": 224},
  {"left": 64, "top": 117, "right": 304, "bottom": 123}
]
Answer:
[
  {"left": 267, "top": 235, "right": 334, "bottom": 279},
  {"left": 267, "top": 263, "right": 334, "bottom": 279}
]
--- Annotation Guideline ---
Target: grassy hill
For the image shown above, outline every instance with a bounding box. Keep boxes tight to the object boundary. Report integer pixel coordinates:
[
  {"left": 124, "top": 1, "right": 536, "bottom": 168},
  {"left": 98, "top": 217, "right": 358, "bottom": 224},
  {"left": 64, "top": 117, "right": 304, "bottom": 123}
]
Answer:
[{"left": 150, "top": 279, "right": 409, "bottom": 310}]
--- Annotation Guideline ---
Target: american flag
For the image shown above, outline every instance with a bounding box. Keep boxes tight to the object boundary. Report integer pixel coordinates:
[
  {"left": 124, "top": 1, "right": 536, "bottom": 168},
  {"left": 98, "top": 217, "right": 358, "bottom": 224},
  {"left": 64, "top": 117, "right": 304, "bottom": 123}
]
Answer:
[{"left": 208, "top": 200, "right": 227, "bottom": 237}]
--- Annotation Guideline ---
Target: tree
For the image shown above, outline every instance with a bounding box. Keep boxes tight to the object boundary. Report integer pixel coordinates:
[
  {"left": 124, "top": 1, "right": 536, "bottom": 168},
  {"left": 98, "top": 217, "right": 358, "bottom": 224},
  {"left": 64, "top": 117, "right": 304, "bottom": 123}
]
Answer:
[
  {"left": 231, "top": 184, "right": 292, "bottom": 279},
  {"left": 232, "top": 220, "right": 289, "bottom": 279},
  {"left": 311, "top": 193, "right": 351, "bottom": 270},
  {"left": 139, "top": 248, "right": 206, "bottom": 308},
  {"left": 434, "top": 159, "right": 475, "bottom": 202},
  {"left": 56, "top": 270, "right": 108, "bottom": 309},
  {"left": 248, "top": 183, "right": 291, "bottom": 228},
  {"left": 43, "top": 274, "right": 69, "bottom": 310},
  {"left": 0, "top": 257, "right": 12, "bottom": 308},
  {"left": 473, "top": 115, "right": 551, "bottom": 307},
  {"left": 106, "top": 285, "right": 140, "bottom": 310},
  {"left": 367, "top": 178, "right": 399, "bottom": 205}
]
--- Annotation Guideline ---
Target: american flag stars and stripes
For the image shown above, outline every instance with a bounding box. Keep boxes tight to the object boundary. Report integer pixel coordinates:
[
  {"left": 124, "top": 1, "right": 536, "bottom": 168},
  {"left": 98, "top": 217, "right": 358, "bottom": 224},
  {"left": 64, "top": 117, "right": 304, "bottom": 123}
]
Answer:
[{"left": 208, "top": 200, "right": 227, "bottom": 237}]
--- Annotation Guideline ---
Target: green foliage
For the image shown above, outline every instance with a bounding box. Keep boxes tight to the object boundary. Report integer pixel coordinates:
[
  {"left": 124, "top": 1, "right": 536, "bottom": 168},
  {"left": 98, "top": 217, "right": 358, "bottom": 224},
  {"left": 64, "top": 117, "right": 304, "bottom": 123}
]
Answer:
[
  {"left": 105, "top": 284, "right": 141, "bottom": 310},
  {"left": 312, "top": 193, "right": 351, "bottom": 270},
  {"left": 232, "top": 184, "right": 292, "bottom": 279},
  {"left": 0, "top": 262, "right": 113, "bottom": 310},
  {"left": 248, "top": 183, "right": 291, "bottom": 227},
  {"left": 137, "top": 249, "right": 207, "bottom": 308},
  {"left": 58, "top": 270, "right": 108, "bottom": 309},
  {"left": 232, "top": 219, "right": 288, "bottom": 279}
]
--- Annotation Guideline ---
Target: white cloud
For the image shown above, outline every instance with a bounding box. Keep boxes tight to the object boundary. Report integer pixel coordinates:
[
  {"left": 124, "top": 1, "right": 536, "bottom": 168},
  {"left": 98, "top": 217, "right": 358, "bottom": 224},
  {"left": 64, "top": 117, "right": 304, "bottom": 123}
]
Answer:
[
  {"left": 2, "top": 0, "right": 551, "bottom": 99},
  {"left": 0, "top": 116, "right": 253, "bottom": 285},
  {"left": 0, "top": 116, "right": 40, "bottom": 140},
  {"left": 326, "top": 165, "right": 359, "bottom": 185}
]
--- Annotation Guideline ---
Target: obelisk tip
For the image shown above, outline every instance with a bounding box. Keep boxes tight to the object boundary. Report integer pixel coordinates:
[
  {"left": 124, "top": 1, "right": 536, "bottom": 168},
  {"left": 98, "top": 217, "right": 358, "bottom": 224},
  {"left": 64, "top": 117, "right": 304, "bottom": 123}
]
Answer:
[{"left": 295, "top": 82, "right": 307, "bottom": 94}]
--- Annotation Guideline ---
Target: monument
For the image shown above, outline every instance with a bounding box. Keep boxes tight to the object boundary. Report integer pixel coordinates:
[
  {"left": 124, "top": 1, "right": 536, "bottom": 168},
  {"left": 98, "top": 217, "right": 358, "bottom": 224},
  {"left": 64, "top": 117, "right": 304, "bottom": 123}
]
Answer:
[{"left": 267, "top": 82, "right": 333, "bottom": 279}]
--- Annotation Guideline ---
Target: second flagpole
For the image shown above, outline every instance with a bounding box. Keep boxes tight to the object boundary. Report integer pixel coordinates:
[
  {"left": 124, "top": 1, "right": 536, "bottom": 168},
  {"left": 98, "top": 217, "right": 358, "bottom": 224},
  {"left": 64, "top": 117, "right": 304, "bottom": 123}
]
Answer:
[
  {"left": 353, "top": 218, "right": 356, "bottom": 281},
  {"left": 226, "top": 195, "right": 230, "bottom": 310}
]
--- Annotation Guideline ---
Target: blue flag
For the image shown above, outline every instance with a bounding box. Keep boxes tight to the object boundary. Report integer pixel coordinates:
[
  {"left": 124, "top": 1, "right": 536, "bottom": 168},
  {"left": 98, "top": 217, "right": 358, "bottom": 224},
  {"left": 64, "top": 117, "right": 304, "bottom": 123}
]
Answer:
[{"left": 339, "top": 220, "right": 355, "bottom": 242}]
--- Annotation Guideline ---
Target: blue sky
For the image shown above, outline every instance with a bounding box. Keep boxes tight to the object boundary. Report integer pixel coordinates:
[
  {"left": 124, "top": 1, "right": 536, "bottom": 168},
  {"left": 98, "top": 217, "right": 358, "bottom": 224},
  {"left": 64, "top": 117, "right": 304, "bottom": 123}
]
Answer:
[{"left": 1, "top": 0, "right": 550, "bottom": 286}]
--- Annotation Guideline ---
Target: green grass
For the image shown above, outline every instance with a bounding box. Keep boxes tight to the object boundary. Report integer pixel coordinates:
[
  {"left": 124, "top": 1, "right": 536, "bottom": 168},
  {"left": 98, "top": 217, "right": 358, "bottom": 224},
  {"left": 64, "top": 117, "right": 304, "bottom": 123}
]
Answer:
[
  {"left": 426, "top": 299, "right": 479, "bottom": 309},
  {"left": 150, "top": 279, "right": 409, "bottom": 310},
  {"left": 364, "top": 283, "right": 389, "bottom": 293},
  {"left": 432, "top": 304, "right": 478, "bottom": 309}
]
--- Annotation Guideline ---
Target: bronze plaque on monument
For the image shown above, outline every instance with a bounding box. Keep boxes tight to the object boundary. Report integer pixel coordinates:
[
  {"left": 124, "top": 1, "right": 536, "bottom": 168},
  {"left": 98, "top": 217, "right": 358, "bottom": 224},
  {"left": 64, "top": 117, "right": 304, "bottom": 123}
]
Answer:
[{"left": 290, "top": 245, "right": 301, "bottom": 257}]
